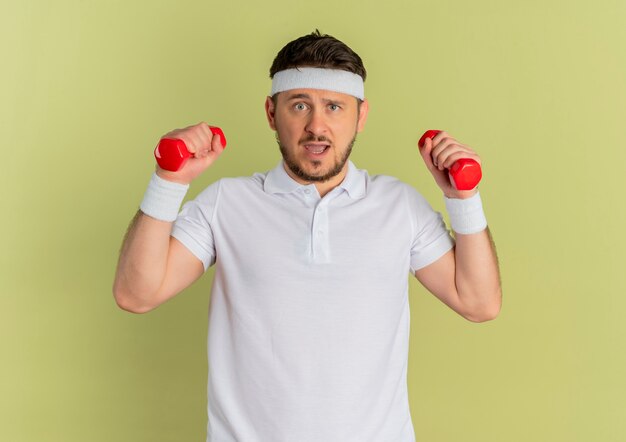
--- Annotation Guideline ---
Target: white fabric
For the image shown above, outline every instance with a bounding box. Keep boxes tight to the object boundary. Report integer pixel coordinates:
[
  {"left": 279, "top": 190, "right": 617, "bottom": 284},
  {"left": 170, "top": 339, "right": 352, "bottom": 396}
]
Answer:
[
  {"left": 139, "top": 172, "right": 189, "bottom": 222},
  {"left": 444, "top": 191, "right": 488, "bottom": 234},
  {"left": 172, "top": 161, "right": 454, "bottom": 442},
  {"left": 271, "top": 67, "right": 365, "bottom": 100}
]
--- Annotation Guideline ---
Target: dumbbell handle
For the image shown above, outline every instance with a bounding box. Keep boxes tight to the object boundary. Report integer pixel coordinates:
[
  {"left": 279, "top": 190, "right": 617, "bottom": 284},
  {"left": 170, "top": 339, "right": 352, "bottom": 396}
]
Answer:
[
  {"left": 154, "top": 126, "right": 227, "bottom": 172},
  {"left": 418, "top": 130, "right": 482, "bottom": 191}
]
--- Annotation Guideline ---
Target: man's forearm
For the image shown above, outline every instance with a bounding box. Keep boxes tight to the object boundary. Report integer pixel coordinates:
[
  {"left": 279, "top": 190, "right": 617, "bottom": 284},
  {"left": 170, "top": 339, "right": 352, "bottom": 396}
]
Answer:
[
  {"left": 113, "top": 210, "right": 173, "bottom": 312},
  {"left": 453, "top": 227, "right": 502, "bottom": 322}
]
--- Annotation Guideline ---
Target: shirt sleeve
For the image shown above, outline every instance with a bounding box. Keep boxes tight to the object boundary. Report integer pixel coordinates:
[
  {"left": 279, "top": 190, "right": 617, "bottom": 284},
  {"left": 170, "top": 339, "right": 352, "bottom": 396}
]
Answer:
[
  {"left": 405, "top": 185, "right": 455, "bottom": 273},
  {"left": 171, "top": 180, "right": 221, "bottom": 271}
]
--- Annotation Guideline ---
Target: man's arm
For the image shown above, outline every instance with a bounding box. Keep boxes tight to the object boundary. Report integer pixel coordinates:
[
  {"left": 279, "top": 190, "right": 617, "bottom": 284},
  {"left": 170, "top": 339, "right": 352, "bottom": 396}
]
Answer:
[
  {"left": 415, "top": 131, "right": 502, "bottom": 322},
  {"left": 112, "top": 122, "right": 225, "bottom": 313},
  {"left": 113, "top": 211, "right": 205, "bottom": 313},
  {"left": 415, "top": 228, "right": 501, "bottom": 322}
]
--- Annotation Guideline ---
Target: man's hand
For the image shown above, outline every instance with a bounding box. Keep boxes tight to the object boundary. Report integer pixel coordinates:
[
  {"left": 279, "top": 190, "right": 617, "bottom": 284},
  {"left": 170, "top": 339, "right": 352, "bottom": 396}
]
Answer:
[
  {"left": 418, "top": 131, "right": 481, "bottom": 199},
  {"left": 112, "top": 122, "right": 223, "bottom": 313},
  {"left": 156, "top": 122, "right": 226, "bottom": 185}
]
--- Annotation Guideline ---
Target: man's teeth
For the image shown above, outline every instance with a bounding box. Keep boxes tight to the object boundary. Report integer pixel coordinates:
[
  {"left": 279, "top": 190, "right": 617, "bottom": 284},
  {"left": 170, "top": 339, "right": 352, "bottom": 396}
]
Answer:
[{"left": 306, "top": 145, "right": 328, "bottom": 154}]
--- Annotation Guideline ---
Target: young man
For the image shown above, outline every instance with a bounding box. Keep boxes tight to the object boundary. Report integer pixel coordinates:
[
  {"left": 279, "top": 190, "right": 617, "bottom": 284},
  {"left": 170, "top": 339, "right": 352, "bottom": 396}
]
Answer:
[{"left": 114, "top": 30, "right": 501, "bottom": 442}]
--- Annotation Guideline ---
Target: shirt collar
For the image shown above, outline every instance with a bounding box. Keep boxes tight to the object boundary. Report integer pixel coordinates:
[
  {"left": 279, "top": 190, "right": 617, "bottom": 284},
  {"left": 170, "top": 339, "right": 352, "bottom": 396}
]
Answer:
[
  {"left": 263, "top": 161, "right": 302, "bottom": 195},
  {"left": 338, "top": 161, "right": 367, "bottom": 199},
  {"left": 264, "top": 160, "right": 367, "bottom": 200}
]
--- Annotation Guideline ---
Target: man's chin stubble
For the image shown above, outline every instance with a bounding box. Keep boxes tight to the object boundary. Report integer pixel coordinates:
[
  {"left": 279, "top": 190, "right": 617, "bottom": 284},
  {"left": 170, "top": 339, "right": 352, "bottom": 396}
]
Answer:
[{"left": 277, "top": 137, "right": 356, "bottom": 183}]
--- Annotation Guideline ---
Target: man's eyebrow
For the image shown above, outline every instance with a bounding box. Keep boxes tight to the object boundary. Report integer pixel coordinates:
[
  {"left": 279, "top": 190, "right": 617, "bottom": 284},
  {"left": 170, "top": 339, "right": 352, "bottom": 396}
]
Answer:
[
  {"left": 285, "top": 93, "right": 311, "bottom": 101},
  {"left": 285, "top": 93, "right": 347, "bottom": 106},
  {"left": 324, "top": 98, "right": 347, "bottom": 106}
]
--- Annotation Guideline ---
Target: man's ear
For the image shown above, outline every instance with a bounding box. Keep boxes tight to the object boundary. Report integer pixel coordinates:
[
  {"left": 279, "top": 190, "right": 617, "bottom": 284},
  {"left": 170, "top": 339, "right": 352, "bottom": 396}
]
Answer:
[
  {"left": 356, "top": 98, "right": 369, "bottom": 133},
  {"left": 265, "top": 96, "right": 277, "bottom": 130}
]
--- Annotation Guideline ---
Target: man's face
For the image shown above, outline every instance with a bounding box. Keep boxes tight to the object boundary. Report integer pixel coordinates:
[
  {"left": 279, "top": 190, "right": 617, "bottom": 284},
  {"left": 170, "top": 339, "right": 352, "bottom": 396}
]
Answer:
[{"left": 265, "top": 88, "right": 368, "bottom": 184}]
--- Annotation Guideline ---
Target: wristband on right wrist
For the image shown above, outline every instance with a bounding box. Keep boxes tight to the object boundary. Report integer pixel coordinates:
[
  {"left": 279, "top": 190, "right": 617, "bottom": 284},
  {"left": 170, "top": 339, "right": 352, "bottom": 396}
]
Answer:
[
  {"left": 139, "top": 172, "right": 189, "bottom": 222},
  {"left": 444, "top": 191, "right": 488, "bottom": 234}
]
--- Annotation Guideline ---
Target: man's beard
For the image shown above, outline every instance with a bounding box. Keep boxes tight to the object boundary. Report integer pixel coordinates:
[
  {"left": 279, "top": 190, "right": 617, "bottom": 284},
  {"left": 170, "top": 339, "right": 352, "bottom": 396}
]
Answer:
[{"left": 277, "top": 134, "right": 357, "bottom": 183}]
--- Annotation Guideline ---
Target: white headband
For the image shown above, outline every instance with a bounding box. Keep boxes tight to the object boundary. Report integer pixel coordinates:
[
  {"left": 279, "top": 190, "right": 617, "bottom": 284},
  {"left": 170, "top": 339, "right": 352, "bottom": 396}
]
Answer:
[{"left": 271, "top": 67, "right": 365, "bottom": 100}]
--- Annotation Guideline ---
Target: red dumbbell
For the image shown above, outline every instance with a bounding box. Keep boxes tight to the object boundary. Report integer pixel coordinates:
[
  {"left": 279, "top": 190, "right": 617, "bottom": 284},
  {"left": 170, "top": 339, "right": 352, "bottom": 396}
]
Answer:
[
  {"left": 418, "top": 130, "right": 482, "bottom": 191},
  {"left": 154, "top": 126, "right": 227, "bottom": 172}
]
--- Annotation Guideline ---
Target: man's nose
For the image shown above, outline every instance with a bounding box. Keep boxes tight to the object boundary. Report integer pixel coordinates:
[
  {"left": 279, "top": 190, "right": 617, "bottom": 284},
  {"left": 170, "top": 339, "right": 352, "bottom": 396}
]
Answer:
[{"left": 305, "top": 109, "right": 327, "bottom": 136}]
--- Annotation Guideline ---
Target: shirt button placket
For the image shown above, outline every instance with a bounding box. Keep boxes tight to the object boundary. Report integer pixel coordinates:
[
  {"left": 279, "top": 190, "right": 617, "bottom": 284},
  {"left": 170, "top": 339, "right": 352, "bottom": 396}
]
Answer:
[{"left": 312, "top": 203, "right": 330, "bottom": 263}]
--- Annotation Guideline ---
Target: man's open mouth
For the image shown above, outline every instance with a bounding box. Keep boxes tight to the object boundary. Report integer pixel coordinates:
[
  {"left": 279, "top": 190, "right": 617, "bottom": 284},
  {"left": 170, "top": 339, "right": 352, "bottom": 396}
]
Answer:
[{"left": 304, "top": 143, "right": 330, "bottom": 155}]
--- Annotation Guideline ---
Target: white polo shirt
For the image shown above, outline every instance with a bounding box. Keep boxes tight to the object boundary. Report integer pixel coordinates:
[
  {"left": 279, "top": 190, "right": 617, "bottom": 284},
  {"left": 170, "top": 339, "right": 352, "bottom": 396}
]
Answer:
[{"left": 172, "top": 160, "right": 454, "bottom": 442}]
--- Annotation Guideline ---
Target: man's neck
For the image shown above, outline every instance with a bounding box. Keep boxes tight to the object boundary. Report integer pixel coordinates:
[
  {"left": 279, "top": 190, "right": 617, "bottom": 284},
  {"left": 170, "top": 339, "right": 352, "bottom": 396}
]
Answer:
[{"left": 283, "top": 162, "right": 349, "bottom": 198}]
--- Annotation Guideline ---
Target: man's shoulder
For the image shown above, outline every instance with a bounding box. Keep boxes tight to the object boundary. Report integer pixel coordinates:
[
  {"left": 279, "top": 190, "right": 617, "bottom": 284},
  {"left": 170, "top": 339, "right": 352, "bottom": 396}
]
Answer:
[
  {"left": 365, "top": 171, "right": 417, "bottom": 194},
  {"left": 190, "top": 171, "right": 267, "bottom": 205},
  {"left": 200, "top": 170, "right": 268, "bottom": 192},
  {"left": 218, "top": 171, "right": 267, "bottom": 188},
  {"left": 358, "top": 169, "right": 431, "bottom": 208}
]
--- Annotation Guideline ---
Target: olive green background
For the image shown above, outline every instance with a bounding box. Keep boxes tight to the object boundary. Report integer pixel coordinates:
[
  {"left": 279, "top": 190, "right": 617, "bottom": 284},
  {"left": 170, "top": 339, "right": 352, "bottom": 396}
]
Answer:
[{"left": 1, "top": 0, "right": 624, "bottom": 441}]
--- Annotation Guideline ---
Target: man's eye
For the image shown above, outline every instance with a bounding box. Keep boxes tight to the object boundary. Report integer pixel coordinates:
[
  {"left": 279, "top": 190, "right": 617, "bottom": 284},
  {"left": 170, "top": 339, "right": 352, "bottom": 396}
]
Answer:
[
  {"left": 329, "top": 104, "right": 340, "bottom": 111},
  {"left": 294, "top": 103, "right": 307, "bottom": 111}
]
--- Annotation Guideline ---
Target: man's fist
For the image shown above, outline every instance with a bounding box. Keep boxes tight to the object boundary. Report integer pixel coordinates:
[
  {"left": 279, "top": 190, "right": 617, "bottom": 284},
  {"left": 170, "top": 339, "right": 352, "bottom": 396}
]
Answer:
[
  {"left": 418, "top": 130, "right": 481, "bottom": 198},
  {"left": 154, "top": 122, "right": 226, "bottom": 184}
]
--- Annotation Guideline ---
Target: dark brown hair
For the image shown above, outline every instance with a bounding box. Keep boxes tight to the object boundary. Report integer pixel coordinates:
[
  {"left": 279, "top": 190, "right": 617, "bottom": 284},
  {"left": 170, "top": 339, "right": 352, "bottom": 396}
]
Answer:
[{"left": 269, "top": 30, "right": 366, "bottom": 81}]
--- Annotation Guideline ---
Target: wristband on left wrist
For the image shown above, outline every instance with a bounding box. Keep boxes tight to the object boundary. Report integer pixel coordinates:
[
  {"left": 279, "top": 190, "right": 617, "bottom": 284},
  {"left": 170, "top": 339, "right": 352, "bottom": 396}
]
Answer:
[{"left": 444, "top": 191, "right": 487, "bottom": 234}]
